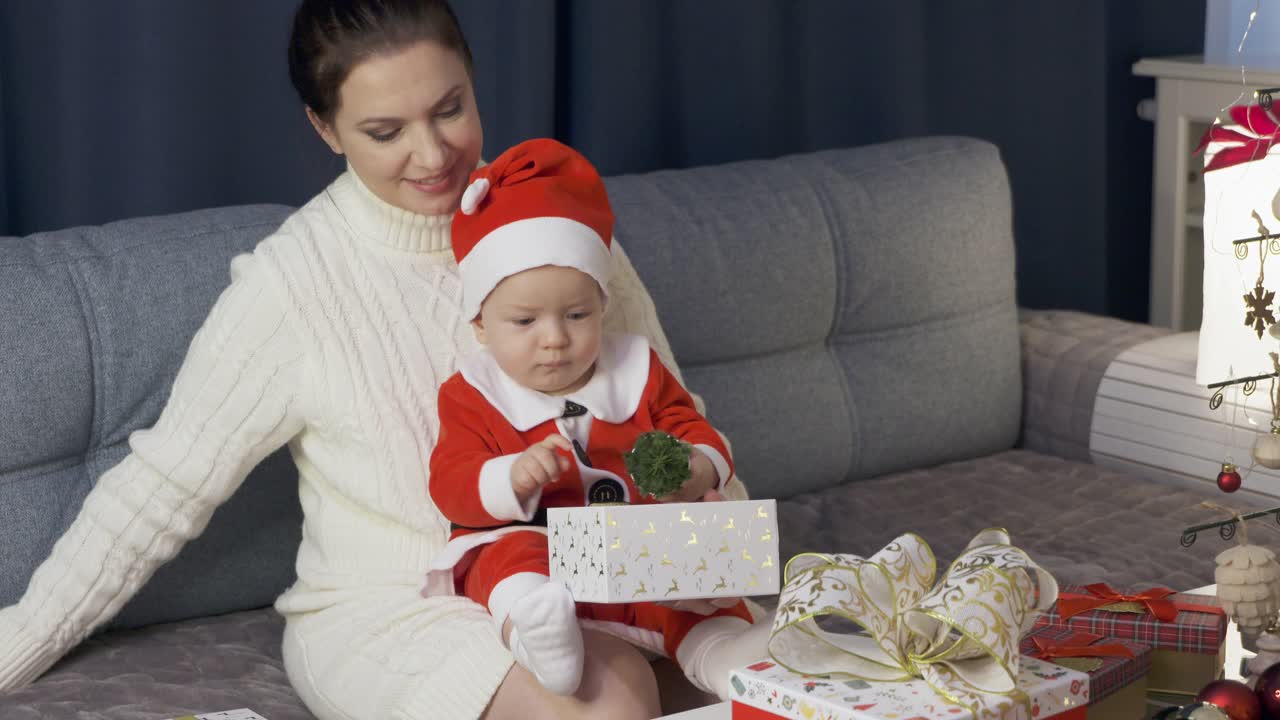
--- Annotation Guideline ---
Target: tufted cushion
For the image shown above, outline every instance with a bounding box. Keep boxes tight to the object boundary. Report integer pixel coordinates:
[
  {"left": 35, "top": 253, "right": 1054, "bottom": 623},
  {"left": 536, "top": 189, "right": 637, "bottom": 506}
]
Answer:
[
  {"left": 606, "top": 137, "right": 1021, "bottom": 498},
  {"left": 0, "top": 206, "right": 299, "bottom": 629}
]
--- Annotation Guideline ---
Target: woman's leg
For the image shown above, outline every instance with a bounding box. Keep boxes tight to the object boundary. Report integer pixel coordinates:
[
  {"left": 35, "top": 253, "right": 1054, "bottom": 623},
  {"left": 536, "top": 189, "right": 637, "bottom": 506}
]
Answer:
[{"left": 481, "top": 629, "right": 661, "bottom": 720}]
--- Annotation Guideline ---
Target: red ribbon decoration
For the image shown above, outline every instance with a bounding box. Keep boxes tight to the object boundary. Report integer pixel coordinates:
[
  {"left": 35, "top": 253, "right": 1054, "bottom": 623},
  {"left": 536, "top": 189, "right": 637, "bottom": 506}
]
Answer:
[
  {"left": 1194, "top": 103, "right": 1280, "bottom": 172},
  {"left": 1056, "top": 583, "right": 1226, "bottom": 623},
  {"left": 1057, "top": 583, "right": 1180, "bottom": 622},
  {"left": 1029, "top": 631, "right": 1135, "bottom": 661}
]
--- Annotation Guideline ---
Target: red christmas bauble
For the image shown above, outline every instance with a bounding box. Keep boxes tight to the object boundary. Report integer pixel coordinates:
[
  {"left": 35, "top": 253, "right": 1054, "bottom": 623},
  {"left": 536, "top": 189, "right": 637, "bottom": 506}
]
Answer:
[
  {"left": 1197, "top": 679, "right": 1262, "bottom": 720},
  {"left": 1219, "top": 463, "right": 1243, "bottom": 493},
  {"left": 1255, "top": 662, "right": 1280, "bottom": 718}
]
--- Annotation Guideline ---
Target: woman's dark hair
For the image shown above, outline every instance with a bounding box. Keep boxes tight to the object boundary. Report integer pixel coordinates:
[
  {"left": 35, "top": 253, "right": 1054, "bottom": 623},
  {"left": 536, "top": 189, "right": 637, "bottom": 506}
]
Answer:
[{"left": 288, "top": 0, "right": 473, "bottom": 124}]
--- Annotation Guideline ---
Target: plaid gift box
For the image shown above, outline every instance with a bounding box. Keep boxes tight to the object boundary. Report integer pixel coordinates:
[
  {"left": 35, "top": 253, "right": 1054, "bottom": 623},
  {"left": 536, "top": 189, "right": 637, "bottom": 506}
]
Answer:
[
  {"left": 1021, "top": 625, "right": 1152, "bottom": 719},
  {"left": 1035, "top": 584, "right": 1226, "bottom": 698},
  {"left": 729, "top": 657, "right": 1090, "bottom": 720}
]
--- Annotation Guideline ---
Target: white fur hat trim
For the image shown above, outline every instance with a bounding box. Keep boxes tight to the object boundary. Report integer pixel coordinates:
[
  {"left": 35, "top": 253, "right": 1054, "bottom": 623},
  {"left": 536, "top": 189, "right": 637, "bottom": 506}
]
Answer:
[{"left": 460, "top": 177, "right": 490, "bottom": 215}]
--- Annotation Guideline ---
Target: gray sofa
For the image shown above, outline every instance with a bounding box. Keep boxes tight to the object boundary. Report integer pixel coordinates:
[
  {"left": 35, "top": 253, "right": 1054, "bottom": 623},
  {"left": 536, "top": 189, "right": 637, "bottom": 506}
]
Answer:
[{"left": 0, "top": 136, "right": 1227, "bottom": 719}]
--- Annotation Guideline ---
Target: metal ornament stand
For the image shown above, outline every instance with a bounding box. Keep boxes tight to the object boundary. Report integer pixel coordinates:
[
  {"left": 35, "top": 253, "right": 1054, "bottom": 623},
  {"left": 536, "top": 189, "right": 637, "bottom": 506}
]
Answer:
[
  {"left": 1184, "top": 199, "right": 1280, "bottom": 545},
  {"left": 1181, "top": 507, "right": 1280, "bottom": 547}
]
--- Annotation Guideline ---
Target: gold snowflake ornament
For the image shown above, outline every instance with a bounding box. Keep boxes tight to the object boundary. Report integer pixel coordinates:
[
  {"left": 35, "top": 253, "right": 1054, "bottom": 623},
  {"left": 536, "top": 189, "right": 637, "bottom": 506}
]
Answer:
[{"left": 1244, "top": 283, "right": 1277, "bottom": 338}]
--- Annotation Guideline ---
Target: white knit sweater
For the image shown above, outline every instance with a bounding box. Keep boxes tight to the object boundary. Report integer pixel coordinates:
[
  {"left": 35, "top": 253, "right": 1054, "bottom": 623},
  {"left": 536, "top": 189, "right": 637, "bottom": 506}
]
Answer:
[{"left": 0, "top": 169, "right": 740, "bottom": 719}]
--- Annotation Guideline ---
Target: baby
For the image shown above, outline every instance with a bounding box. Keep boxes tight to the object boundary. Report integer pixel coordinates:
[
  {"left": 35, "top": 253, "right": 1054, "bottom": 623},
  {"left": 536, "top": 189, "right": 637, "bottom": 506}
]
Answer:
[{"left": 427, "top": 138, "right": 764, "bottom": 698}]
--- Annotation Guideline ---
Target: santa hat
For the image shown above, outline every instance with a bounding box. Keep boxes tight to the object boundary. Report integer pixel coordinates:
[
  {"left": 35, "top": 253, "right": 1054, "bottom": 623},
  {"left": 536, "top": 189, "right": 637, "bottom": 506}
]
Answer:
[{"left": 452, "top": 138, "right": 614, "bottom": 320}]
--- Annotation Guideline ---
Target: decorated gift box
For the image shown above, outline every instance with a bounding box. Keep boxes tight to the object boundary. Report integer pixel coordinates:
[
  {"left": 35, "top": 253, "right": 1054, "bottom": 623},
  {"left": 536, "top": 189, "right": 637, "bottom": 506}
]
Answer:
[
  {"left": 1020, "top": 625, "right": 1152, "bottom": 719},
  {"left": 730, "top": 657, "right": 1089, "bottom": 720},
  {"left": 547, "top": 499, "right": 780, "bottom": 603},
  {"left": 1033, "top": 584, "right": 1227, "bottom": 698},
  {"left": 731, "top": 529, "right": 1085, "bottom": 720}
]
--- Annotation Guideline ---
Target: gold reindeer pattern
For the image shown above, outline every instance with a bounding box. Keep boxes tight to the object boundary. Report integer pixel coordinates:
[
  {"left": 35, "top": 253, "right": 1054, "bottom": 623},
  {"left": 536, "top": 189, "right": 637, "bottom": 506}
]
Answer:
[{"left": 545, "top": 501, "right": 779, "bottom": 602}]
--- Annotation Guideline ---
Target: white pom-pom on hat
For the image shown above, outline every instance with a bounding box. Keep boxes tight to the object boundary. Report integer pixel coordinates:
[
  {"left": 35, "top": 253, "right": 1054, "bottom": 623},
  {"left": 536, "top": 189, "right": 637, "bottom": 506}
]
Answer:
[{"left": 460, "top": 177, "right": 490, "bottom": 215}]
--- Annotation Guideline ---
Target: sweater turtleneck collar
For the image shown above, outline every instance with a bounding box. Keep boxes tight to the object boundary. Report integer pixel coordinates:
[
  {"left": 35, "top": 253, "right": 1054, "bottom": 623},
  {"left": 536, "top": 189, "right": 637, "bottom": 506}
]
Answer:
[{"left": 326, "top": 164, "right": 454, "bottom": 254}]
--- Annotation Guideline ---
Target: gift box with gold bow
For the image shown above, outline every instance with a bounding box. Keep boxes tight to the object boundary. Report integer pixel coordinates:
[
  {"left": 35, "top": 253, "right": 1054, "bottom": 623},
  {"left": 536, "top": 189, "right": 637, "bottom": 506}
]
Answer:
[
  {"left": 1020, "top": 626, "right": 1151, "bottom": 719},
  {"left": 729, "top": 530, "right": 1090, "bottom": 720},
  {"left": 1034, "top": 584, "right": 1227, "bottom": 699},
  {"left": 547, "top": 500, "right": 780, "bottom": 603}
]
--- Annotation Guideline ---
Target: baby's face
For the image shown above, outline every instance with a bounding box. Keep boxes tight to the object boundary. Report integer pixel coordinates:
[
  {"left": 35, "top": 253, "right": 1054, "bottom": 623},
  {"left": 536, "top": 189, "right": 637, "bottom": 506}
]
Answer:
[{"left": 472, "top": 265, "right": 604, "bottom": 395}]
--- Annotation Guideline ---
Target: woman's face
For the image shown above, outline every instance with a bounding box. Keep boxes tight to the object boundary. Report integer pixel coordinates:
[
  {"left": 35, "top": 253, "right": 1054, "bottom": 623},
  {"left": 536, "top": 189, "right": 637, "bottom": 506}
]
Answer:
[{"left": 309, "top": 41, "right": 484, "bottom": 217}]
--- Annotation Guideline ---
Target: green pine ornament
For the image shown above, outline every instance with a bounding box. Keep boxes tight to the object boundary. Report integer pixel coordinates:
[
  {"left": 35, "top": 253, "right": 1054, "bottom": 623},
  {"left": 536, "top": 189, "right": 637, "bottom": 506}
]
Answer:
[{"left": 624, "top": 430, "right": 691, "bottom": 498}]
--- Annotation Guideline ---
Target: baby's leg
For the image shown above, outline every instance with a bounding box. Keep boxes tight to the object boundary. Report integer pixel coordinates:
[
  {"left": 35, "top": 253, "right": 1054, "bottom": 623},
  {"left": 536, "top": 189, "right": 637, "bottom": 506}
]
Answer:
[
  {"left": 673, "top": 602, "right": 775, "bottom": 700},
  {"left": 583, "top": 600, "right": 772, "bottom": 701},
  {"left": 463, "top": 532, "right": 584, "bottom": 696}
]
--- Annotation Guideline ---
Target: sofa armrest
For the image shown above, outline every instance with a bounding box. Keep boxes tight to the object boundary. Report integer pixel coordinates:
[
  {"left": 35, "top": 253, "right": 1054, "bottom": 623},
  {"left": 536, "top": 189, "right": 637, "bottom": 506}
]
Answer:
[{"left": 1019, "top": 309, "right": 1171, "bottom": 461}]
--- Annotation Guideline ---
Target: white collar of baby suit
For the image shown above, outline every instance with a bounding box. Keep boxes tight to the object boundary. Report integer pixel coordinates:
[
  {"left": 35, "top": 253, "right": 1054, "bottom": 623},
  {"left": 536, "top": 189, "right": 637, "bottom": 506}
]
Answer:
[{"left": 459, "top": 333, "right": 651, "bottom": 431}]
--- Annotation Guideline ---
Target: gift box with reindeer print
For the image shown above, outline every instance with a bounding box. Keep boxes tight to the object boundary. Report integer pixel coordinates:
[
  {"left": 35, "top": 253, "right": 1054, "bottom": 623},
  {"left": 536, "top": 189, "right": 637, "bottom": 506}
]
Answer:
[{"left": 547, "top": 500, "right": 780, "bottom": 603}]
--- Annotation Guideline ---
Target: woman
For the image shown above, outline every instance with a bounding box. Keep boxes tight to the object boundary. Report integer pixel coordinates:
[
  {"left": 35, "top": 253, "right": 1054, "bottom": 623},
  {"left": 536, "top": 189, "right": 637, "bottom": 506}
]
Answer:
[{"left": 0, "top": 1, "right": 758, "bottom": 718}]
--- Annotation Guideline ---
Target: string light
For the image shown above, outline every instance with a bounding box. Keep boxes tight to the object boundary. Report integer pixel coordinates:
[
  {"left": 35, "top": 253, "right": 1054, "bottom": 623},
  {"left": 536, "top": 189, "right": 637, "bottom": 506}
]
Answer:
[
  {"left": 1218, "top": 0, "right": 1262, "bottom": 117},
  {"left": 1183, "top": 0, "right": 1280, "bottom": 538},
  {"left": 1206, "top": 0, "right": 1274, "bottom": 337},
  {"left": 1202, "top": 0, "right": 1280, "bottom": 491},
  {"left": 1204, "top": 2, "right": 1271, "bottom": 311}
]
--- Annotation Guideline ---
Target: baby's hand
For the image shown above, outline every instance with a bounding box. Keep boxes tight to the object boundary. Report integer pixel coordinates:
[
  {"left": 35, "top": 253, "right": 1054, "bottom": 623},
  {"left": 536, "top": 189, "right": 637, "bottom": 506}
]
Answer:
[
  {"left": 656, "top": 448, "right": 718, "bottom": 503},
  {"left": 512, "top": 434, "right": 573, "bottom": 504}
]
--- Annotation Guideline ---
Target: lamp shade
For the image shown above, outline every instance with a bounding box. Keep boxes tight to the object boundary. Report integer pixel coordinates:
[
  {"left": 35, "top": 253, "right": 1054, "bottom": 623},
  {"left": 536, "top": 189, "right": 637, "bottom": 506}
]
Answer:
[{"left": 1194, "top": 104, "right": 1280, "bottom": 387}]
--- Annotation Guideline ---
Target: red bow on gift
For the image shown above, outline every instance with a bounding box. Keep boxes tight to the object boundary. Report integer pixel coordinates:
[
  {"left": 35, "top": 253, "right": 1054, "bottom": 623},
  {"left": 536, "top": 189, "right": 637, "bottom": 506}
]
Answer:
[
  {"left": 1029, "top": 631, "right": 1135, "bottom": 662},
  {"left": 1056, "top": 583, "right": 1179, "bottom": 622},
  {"left": 1194, "top": 103, "right": 1280, "bottom": 172}
]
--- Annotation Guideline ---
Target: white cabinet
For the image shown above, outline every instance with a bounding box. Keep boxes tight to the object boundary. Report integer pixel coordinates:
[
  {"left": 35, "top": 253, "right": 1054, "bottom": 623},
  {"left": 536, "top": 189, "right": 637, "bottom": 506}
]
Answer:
[{"left": 1133, "top": 55, "right": 1280, "bottom": 330}]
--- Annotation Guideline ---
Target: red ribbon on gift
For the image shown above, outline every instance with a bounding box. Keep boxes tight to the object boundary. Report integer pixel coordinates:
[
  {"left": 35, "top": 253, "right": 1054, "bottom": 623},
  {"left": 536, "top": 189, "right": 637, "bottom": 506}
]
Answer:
[
  {"left": 1029, "top": 631, "right": 1135, "bottom": 662},
  {"left": 1058, "top": 583, "right": 1178, "bottom": 621},
  {"left": 1056, "top": 583, "right": 1224, "bottom": 623},
  {"left": 1194, "top": 103, "right": 1280, "bottom": 172}
]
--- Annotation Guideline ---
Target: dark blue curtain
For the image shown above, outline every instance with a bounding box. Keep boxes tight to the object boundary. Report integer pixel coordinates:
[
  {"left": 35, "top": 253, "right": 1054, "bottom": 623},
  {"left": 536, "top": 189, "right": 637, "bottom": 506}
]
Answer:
[
  {"left": 0, "top": 3, "right": 338, "bottom": 235},
  {"left": 0, "top": 1, "right": 1204, "bottom": 320}
]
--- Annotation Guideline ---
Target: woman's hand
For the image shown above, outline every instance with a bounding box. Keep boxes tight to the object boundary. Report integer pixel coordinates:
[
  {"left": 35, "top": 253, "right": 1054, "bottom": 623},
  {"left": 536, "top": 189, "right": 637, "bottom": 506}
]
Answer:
[
  {"left": 511, "top": 434, "right": 572, "bottom": 505},
  {"left": 655, "top": 449, "right": 718, "bottom": 503}
]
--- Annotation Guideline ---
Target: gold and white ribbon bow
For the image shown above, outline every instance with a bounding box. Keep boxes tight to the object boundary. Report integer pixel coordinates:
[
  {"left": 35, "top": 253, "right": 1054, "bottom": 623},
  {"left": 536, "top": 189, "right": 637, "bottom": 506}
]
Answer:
[{"left": 768, "top": 529, "right": 1058, "bottom": 713}]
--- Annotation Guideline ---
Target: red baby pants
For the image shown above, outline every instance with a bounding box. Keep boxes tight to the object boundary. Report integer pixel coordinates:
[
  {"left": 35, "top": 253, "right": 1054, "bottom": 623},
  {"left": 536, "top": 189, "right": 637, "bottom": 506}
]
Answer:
[{"left": 460, "top": 529, "right": 753, "bottom": 660}]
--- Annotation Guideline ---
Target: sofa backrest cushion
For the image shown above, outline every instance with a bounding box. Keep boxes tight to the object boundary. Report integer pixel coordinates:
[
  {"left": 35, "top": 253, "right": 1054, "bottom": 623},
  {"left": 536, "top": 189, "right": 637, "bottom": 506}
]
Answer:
[
  {"left": 0, "top": 206, "right": 298, "bottom": 629},
  {"left": 605, "top": 136, "right": 1020, "bottom": 499}
]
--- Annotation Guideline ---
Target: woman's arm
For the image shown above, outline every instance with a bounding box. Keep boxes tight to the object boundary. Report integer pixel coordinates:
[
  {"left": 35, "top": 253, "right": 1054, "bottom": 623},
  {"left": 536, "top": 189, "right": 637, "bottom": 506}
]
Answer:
[
  {"left": 602, "top": 239, "right": 748, "bottom": 502},
  {"left": 0, "top": 248, "right": 305, "bottom": 691}
]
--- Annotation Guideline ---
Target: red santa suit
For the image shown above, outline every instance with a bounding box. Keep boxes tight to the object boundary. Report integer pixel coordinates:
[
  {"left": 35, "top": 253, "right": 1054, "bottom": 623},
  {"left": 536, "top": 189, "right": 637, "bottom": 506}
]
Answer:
[{"left": 428, "top": 332, "right": 750, "bottom": 658}]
